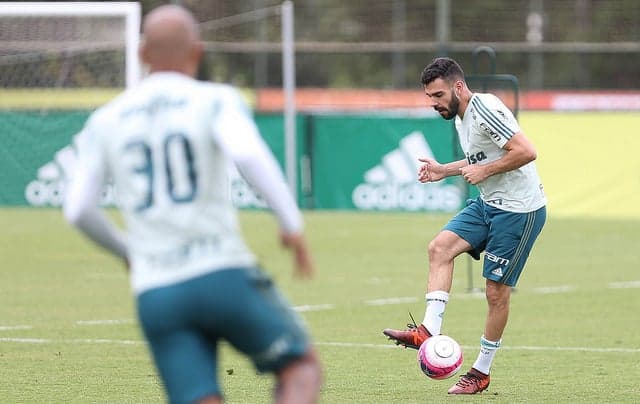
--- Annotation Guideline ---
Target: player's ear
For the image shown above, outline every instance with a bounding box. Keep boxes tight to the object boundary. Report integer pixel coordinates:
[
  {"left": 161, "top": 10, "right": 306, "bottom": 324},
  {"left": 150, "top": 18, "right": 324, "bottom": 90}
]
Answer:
[{"left": 454, "top": 80, "right": 464, "bottom": 96}]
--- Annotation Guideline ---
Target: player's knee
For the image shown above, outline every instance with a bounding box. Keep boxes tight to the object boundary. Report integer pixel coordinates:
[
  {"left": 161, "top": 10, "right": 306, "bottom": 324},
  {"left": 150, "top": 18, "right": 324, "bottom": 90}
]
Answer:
[
  {"left": 296, "top": 349, "right": 321, "bottom": 370},
  {"left": 277, "top": 349, "right": 322, "bottom": 395},
  {"left": 300, "top": 350, "right": 322, "bottom": 386},
  {"left": 427, "top": 238, "right": 448, "bottom": 262},
  {"left": 196, "top": 395, "right": 223, "bottom": 404},
  {"left": 485, "top": 282, "right": 511, "bottom": 309},
  {"left": 485, "top": 292, "right": 508, "bottom": 310}
]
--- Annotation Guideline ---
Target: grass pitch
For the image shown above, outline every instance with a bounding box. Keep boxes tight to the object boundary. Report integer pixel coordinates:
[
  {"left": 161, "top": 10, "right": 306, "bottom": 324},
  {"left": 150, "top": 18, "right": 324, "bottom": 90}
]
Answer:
[{"left": 1, "top": 208, "right": 639, "bottom": 403}]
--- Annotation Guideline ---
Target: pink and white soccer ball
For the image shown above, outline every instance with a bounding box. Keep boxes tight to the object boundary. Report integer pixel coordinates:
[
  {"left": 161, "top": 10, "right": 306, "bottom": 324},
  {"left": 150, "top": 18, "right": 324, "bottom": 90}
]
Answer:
[{"left": 417, "top": 335, "right": 463, "bottom": 380}]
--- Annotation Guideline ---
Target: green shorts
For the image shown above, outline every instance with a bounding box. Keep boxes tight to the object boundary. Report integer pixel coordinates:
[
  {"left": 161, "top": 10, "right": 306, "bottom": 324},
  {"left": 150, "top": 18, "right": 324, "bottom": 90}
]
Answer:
[
  {"left": 136, "top": 267, "right": 309, "bottom": 403},
  {"left": 444, "top": 197, "right": 546, "bottom": 286}
]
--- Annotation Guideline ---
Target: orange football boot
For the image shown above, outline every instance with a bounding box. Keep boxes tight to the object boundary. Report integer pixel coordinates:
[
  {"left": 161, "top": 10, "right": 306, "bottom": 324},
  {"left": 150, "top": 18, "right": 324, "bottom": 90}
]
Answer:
[
  {"left": 447, "top": 368, "right": 490, "bottom": 394},
  {"left": 382, "top": 315, "right": 432, "bottom": 350}
]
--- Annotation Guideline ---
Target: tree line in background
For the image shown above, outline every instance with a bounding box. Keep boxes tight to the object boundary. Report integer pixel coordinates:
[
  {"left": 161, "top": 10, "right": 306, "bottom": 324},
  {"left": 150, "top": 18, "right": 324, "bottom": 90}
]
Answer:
[
  {"left": 150, "top": 0, "right": 640, "bottom": 90},
  {"left": 2, "top": 0, "right": 639, "bottom": 90}
]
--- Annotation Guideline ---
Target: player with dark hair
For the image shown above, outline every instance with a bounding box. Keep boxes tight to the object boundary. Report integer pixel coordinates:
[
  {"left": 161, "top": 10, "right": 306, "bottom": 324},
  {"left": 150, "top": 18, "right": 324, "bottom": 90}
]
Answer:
[
  {"left": 383, "top": 57, "right": 546, "bottom": 394},
  {"left": 64, "top": 5, "right": 321, "bottom": 403}
]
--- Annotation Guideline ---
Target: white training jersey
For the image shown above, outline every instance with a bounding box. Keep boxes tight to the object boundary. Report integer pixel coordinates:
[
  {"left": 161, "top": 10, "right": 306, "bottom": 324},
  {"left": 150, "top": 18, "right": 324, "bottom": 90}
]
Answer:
[
  {"left": 455, "top": 93, "right": 546, "bottom": 212},
  {"left": 70, "top": 72, "right": 302, "bottom": 294}
]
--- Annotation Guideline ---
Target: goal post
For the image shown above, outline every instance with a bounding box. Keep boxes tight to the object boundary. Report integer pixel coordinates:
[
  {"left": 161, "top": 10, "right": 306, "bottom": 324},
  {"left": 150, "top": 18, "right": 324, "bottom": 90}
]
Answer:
[
  {"left": 0, "top": 2, "right": 298, "bottom": 208},
  {"left": 0, "top": 2, "right": 141, "bottom": 206},
  {"left": 199, "top": 1, "right": 298, "bottom": 204},
  {"left": 0, "top": 1, "right": 141, "bottom": 90}
]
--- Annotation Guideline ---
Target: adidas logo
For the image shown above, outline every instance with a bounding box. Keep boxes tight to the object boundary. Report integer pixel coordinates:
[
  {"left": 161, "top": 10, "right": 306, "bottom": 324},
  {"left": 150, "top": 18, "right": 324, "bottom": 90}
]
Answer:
[
  {"left": 491, "top": 267, "right": 504, "bottom": 277},
  {"left": 25, "top": 135, "right": 267, "bottom": 209},
  {"left": 351, "top": 131, "right": 462, "bottom": 211},
  {"left": 27, "top": 131, "right": 462, "bottom": 211},
  {"left": 24, "top": 133, "right": 117, "bottom": 207},
  {"left": 25, "top": 144, "right": 74, "bottom": 206}
]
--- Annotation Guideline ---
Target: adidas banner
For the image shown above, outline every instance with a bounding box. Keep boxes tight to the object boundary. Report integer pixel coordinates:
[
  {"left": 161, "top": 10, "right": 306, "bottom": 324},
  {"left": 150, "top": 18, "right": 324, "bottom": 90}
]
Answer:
[
  {"left": 306, "top": 114, "right": 464, "bottom": 211},
  {"left": 0, "top": 111, "right": 303, "bottom": 208},
  {"left": 0, "top": 110, "right": 90, "bottom": 207},
  {"left": 0, "top": 111, "right": 465, "bottom": 212}
]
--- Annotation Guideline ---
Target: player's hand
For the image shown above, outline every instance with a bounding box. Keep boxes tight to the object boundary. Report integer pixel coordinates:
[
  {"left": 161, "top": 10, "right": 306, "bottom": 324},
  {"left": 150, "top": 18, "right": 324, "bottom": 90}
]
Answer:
[
  {"left": 280, "top": 232, "right": 314, "bottom": 279},
  {"left": 418, "top": 157, "right": 446, "bottom": 183},
  {"left": 459, "top": 164, "right": 489, "bottom": 185}
]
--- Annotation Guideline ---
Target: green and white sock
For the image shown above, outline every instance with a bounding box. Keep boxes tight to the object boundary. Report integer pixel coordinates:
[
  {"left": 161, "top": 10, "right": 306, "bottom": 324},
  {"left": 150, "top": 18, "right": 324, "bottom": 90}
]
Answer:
[{"left": 472, "top": 335, "right": 502, "bottom": 375}]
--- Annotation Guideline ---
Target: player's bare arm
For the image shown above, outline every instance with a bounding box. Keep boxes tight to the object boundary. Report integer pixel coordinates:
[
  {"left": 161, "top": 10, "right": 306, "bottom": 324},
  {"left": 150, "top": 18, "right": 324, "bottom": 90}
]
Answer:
[
  {"left": 460, "top": 132, "right": 537, "bottom": 185},
  {"left": 418, "top": 157, "right": 468, "bottom": 183}
]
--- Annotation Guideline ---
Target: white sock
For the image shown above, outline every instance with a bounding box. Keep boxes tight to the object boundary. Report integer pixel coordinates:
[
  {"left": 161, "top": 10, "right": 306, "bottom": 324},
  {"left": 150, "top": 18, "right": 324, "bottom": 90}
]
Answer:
[
  {"left": 422, "top": 291, "right": 449, "bottom": 335},
  {"left": 472, "top": 335, "right": 502, "bottom": 375}
]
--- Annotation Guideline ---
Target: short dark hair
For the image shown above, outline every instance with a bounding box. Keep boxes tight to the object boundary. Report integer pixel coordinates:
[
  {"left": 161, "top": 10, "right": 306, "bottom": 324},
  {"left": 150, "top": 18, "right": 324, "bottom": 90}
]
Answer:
[{"left": 420, "top": 57, "right": 465, "bottom": 86}]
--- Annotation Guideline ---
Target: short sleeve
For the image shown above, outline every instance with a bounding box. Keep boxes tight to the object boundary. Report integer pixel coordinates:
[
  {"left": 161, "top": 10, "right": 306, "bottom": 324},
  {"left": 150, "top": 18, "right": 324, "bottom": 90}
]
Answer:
[{"left": 470, "top": 95, "right": 521, "bottom": 148}]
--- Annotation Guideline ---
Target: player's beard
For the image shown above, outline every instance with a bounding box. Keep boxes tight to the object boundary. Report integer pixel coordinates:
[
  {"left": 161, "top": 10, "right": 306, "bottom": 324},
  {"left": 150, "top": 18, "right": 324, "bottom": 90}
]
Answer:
[{"left": 438, "top": 91, "right": 460, "bottom": 120}]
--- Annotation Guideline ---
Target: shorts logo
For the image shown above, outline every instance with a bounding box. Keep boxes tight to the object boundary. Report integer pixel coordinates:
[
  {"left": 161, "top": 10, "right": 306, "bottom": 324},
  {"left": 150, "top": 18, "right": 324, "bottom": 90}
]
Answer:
[
  {"left": 486, "top": 251, "right": 510, "bottom": 266},
  {"left": 491, "top": 267, "right": 504, "bottom": 277}
]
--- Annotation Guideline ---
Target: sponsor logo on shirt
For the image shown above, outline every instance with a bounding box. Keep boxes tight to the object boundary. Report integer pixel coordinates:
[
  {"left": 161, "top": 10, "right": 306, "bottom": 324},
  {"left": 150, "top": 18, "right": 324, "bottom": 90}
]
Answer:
[{"left": 466, "top": 151, "right": 487, "bottom": 165}]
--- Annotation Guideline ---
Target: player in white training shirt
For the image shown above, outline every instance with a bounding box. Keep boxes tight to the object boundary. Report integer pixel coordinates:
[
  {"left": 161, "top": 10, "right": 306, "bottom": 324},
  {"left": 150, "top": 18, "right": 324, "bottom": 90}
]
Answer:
[
  {"left": 64, "top": 5, "right": 321, "bottom": 404},
  {"left": 383, "top": 57, "right": 546, "bottom": 395},
  {"left": 456, "top": 92, "right": 546, "bottom": 213}
]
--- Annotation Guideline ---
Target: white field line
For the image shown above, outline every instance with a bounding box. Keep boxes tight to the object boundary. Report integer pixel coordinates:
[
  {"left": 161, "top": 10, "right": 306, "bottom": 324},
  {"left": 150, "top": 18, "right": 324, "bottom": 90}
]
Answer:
[
  {"left": 2, "top": 338, "right": 638, "bottom": 354},
  {"left": 0, "top": 325, "right": 32, "bottom": 331},
  {"left": 609, "top": 280, "right": 640, "bottom": 289},
  {"left": 316, "top": 342, "right": 640, "bottom": 353},
  {"left": 293, "top": 304, "right": 335, "bottom": 312},
  {"left": 76, "top": 319, "right": 134, "bottom": 325},
  {"left": 532, "top": 285, "right": 574, "bottom": 294},
  {"left": 365, "top": 297, "right": 418, "bottom": 305},
  {"left": 0, "top": 338, "right": 49, "bottom": 344},
  {"left": 493, "top": 345, "right": 640, "bottom": 353},
  {"left": 3, "top": 284, "right": 637, "bottom": 349},
  {"left": 0, "top": 337, "right": 143, "bottom": 345},
  {"left": 451, "top": 292, "right": 485, "bottom": 299}
]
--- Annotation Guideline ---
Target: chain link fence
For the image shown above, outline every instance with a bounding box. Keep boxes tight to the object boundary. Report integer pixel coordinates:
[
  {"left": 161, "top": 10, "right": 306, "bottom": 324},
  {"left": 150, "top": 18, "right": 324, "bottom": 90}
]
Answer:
[{"left": 183, "top": 0, "right": 640, "bottom": 90}]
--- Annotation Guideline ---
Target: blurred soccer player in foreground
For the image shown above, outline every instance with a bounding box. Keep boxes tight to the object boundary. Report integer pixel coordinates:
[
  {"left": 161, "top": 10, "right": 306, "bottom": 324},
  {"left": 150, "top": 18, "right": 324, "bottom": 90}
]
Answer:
[
  {"left": 383, "top": 57, "right": 546, "bottom": 394},
  {"left": 64, "top": 5, "right": 321, "bottom": 403}
]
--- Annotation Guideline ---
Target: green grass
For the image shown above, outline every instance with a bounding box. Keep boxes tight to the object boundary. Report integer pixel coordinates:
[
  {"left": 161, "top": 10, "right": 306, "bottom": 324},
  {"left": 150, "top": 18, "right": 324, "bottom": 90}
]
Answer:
[{"left": 1, "top": 208, "right": 639, "bottom": 403}]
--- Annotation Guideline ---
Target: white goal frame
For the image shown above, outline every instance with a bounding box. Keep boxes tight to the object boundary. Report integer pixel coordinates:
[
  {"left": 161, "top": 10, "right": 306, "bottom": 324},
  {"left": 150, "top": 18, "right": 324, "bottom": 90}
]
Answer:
[
  {"left": 199, "top": 1, "right": 297, "bottom": 202},
  {"left": 0, "top": 1, "right": 141, "bottom": 88}
]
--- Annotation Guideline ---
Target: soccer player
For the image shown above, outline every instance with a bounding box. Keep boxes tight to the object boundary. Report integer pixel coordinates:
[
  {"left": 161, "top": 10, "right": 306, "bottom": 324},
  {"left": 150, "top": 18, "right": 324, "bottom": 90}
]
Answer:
[
  {"left": 383, "top": 57, "right": 546, "bottom": 394},
  {"left": 63, "top": 5, "right": 322, "bottom": 404}
]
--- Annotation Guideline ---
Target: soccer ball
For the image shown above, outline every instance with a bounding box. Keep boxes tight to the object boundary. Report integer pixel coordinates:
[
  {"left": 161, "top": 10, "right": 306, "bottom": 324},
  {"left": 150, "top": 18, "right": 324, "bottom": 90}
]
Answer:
[{"left": 417, "top": 335, "right": 463, "bottom": 380}]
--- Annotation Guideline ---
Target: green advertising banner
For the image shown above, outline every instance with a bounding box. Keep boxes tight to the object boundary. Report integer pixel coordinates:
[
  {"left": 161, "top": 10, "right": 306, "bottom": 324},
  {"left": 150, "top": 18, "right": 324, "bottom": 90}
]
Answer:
[
  {"left": 0, "top": 111, "right": 90, "bottom": 206},
  {"left": 307, "top": 113, "right": 464, "bottom": 211},
  {"left": 0, "top": 111, "right": 465, "bottom": 211},
  {"left": 0, "top": 111, "right": 306, "bottom": 207}
]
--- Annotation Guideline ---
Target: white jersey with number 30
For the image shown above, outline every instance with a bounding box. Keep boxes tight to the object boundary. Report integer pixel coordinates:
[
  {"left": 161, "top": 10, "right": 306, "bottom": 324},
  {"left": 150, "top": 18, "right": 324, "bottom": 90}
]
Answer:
[
  {"left": 455, "top": 93, "right": 546, "bottom": 213},
  {"left": 70, "top": 72, "right": 301, "bottom": 293}
]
